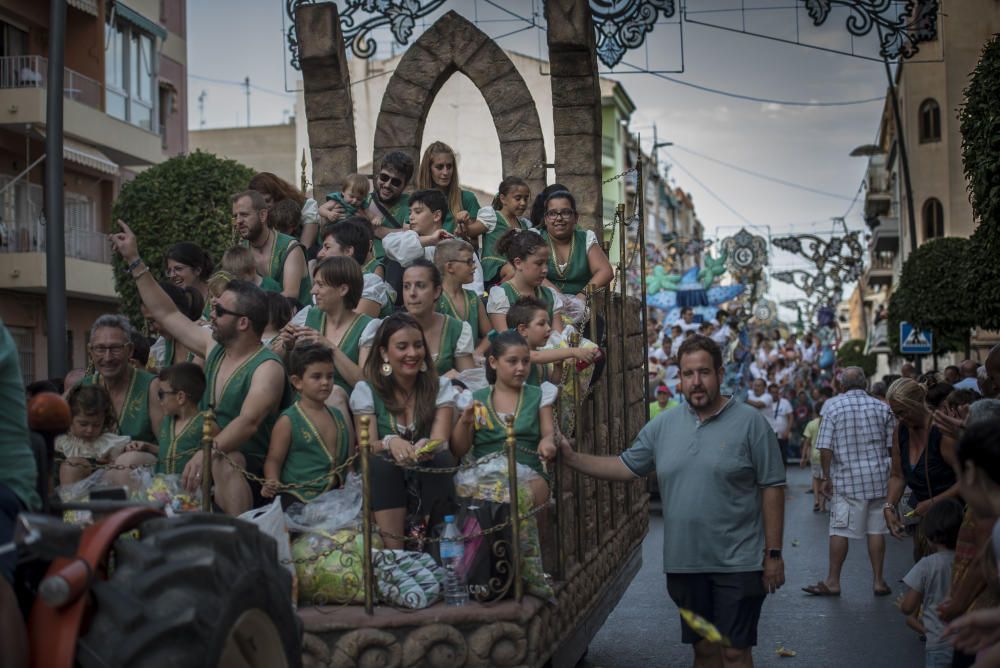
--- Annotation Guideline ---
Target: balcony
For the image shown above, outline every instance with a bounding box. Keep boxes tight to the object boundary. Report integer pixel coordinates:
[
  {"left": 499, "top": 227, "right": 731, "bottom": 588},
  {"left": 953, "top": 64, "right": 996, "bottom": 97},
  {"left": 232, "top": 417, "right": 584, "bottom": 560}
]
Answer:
[
  {"left": 865, "top": 251, "right": 895, "bottom": 289},
  {"left": 0, "top": 55, "right": 163, "bottom": 166},
  {"left": 870, "top": 215, "right": 900, "bottom": 253}
]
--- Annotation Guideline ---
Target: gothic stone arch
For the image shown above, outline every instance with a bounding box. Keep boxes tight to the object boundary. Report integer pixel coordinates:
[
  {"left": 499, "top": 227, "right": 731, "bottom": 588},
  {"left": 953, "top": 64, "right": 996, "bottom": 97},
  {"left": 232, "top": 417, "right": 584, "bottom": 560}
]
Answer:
[{"left": 373, "top": 11, "right": 546, "bottom": 199}]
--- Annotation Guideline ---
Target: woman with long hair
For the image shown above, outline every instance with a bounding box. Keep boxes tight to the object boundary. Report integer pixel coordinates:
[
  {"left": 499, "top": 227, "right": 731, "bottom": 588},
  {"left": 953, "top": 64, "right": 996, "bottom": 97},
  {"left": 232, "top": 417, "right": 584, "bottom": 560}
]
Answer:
[
  {"left": 249, "top": 171, "right": 320, "bottom": 253},
  {"left": 416, "top": 141, "right": 480, "bottom": 237},
  {"left": 348, "top": 313, "right": 457, "bottom": 548}
]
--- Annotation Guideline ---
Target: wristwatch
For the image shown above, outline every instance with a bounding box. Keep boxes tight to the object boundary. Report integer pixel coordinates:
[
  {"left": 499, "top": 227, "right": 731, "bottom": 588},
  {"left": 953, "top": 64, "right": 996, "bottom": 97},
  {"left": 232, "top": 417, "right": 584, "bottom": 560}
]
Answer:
[{"left": 766, "top": 548, "right": 782, "bottom": 560}]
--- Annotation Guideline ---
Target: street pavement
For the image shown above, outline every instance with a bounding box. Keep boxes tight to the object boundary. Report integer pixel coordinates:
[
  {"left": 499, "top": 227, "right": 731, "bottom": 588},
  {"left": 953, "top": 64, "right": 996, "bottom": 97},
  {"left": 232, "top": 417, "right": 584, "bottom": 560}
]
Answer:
[{"left": 582, "top": 466, "right": 926, "bottom": 667}]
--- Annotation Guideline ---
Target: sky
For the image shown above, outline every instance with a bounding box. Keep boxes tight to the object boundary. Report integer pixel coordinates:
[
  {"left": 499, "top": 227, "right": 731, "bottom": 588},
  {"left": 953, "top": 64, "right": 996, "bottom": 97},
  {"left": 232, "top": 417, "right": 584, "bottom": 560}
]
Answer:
[{"left": 185, "top": 0, "right": 908, "bottom": 322}]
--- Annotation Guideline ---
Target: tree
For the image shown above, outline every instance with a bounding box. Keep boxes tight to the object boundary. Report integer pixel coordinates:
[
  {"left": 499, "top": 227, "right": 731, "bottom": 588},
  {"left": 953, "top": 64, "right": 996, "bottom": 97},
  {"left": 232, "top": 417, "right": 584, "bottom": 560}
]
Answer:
[
  {"left": 887, "top": 237, "right": 975, "bottom": 355},
  {"left": 836, "top": 339, "right": 877, "bottom": 378},
  {"left": 961, "top": 35, "right": 1000, "bottom": 329},
  {"left": 111, "top": 151, "right": 255, "bottom": 327}
]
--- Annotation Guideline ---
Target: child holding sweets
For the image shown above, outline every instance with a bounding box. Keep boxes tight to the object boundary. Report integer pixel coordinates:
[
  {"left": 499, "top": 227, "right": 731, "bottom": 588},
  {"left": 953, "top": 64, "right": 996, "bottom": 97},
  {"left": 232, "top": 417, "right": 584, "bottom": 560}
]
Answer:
[
  {"left": 506, "top": 297, "right": 598, "bottom": 385},
  {"left": 56, "top": 385, "right": 131, "bottom": 485},
  {"left": 470, "top": 176, "right": 533, "bottom": 286},
  {"left": 899, "top": 498, "right": 964, "bottom": 667},
  {"left": 451, "top": 331, "right": 557, "bottom": 508},
  {"left": 487, "top": 229, "right": 564, "bottom": 333},
  {"left": 320, "top": 173, "right": 371, "bottom": 220},
  {"left": 156, "top": 362, "right": 208, "bottom": 475},
  {"left": 221, "top": 246, "right": 283, "bottom": 293},
  {"left": 263, "top": 342, "right": 351, "bottom": 504},
  {"left": 799, "top": 399, "right": 826, "bottom": 512},
  {"left": 434, "top": 238, "right": 491, "bottom": 353}
]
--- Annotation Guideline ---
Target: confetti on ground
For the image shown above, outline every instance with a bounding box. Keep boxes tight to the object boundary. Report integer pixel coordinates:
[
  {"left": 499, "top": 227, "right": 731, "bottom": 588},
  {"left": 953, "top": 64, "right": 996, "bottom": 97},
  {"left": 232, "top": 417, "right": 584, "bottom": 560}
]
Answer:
[
  {"left": 776, "top": 646, "right": 797, "bottom": 657},
  {"left": 679, "top": 608, "right": 731, "bottom": 646}
]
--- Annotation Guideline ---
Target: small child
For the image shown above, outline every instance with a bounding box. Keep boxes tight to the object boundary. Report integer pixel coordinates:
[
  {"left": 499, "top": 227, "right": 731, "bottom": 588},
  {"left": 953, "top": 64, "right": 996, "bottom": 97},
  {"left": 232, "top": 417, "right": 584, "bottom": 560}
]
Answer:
[
  {"left": 900, "top": 498, "right": 964, "bottom": 668},
  {"left": 506, "top": 297, "right": 598, "bottom": 385},
  {"left": 270, "top": 198, "right": 303, "bottom": 238},
  {"left": 222, "top": 246, "right": 283, "bottom": 293},
  {"left": 263, "top": 291, "right": 295, "bottom": 347},
  {"left": 155, "top": 362, "right": 207, "bottom": 475},
  {"left": 799, "top": 399, "right": 826, "bottom": 512},
  {"left": 56, "top": 385, "right": 130, "bottom": 485},
  {"left": 263, "top": 342, "right": 351, "bottom": 505},
  {"left": 321, "top": 173, "right": 371, "bottom": 219},
  {"left": 434, "top": 238, "right": 491, "bottom": 353}
]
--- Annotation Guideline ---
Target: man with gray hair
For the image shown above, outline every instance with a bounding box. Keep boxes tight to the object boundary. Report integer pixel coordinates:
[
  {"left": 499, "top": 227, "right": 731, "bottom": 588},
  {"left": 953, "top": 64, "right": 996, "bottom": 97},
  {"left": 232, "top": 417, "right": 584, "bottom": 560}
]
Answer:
[{"left": 803, "top": 366, "right": 896, "bottom": 597}]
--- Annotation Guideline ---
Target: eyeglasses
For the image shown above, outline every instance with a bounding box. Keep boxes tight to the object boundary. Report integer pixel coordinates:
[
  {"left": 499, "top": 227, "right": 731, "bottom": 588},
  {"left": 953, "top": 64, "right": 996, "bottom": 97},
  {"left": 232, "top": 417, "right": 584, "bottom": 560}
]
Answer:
[
  {"left": 214, "top": 303, "right": 247, "bottom": 319},
  {"left": 377, "top": 172, "right": 403, "bottom": 189},
  {"left": 157, "top": 389, "right": 179, "bottom": 400},
  {"left": 448, "top": 258, "right": 475, "bottom": 267},
  {"left": 90, "top": 344, "right": 127, "bottom": 357},
  {"left": 544, "top": 208, "right": 576, "bottom": 221}
]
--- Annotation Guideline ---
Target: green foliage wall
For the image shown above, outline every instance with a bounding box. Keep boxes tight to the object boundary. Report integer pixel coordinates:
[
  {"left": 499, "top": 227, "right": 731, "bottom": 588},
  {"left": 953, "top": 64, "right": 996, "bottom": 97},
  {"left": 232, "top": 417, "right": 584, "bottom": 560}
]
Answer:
[
  {"left": 836, "top": 339, "right": 877, "bottom": 378},
  {"left": 110, "top": 151, "right": 254, "bottom": 327}
]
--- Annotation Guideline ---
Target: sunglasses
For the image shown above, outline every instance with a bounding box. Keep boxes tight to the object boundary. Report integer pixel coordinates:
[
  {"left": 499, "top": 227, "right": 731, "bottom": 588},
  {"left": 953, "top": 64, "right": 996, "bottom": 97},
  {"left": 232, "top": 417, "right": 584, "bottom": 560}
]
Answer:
[
  {"left": 214, "top": 303, "right": 247, "bottom": 319},
  {"left": 377, "top": 172, "right": 403, "bottom": 189}
]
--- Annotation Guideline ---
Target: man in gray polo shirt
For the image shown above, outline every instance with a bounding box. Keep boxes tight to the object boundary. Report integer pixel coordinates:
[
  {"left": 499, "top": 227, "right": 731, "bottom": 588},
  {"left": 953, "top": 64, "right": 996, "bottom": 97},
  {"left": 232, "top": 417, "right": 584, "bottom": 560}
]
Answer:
[{"left": 561, "top": 335, "right": 785, "bottom": 667}]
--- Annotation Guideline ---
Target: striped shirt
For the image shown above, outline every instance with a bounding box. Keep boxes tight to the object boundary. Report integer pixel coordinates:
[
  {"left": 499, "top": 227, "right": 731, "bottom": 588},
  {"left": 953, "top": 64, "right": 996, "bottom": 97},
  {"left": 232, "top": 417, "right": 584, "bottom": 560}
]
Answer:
[{"left": 816, "top": 389, "right": 895, "bottom": 500}]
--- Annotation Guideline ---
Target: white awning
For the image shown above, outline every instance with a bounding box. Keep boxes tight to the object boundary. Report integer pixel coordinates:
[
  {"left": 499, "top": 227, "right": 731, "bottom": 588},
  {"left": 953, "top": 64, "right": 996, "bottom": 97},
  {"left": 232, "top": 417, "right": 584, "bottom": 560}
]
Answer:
[
  {"left": 67, "top": 0, "right": 98, "bottom": 16},
  {"left": 63, "top": 138, "right": 119, "bottom": 175}
]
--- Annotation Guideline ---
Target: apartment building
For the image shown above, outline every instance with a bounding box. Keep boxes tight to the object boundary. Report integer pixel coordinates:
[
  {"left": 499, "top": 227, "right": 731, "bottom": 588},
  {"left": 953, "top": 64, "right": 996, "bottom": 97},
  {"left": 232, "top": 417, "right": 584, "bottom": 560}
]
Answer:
[{"left": 0, "top": 0, "right": 187, "bottom": 382}]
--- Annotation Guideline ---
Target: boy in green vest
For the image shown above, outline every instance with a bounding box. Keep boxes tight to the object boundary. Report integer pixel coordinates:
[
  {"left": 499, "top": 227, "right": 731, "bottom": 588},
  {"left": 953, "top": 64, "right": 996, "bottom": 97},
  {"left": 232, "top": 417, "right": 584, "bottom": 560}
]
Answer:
[
  {"left": 263, "top": 342, "right": 350, "bottom": 505},
  {"left": 155, "top": 362, "right": 209, "bottom": 475},
  {"left": 434, "top": 238, "right": 491, "bottom": 354}
]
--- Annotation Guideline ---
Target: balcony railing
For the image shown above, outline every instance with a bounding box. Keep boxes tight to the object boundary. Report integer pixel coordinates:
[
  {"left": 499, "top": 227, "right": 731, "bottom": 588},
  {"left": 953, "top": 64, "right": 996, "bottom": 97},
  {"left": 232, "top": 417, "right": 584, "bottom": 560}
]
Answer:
[
  {"left": 0, "top": 219, "right": 111, "bottom": 264},
  {"left": 0, "top": 55, "right": 102, "bottom": 110},
  {"left": 868, "top": 253, "right": 896, "bottom": 271}
]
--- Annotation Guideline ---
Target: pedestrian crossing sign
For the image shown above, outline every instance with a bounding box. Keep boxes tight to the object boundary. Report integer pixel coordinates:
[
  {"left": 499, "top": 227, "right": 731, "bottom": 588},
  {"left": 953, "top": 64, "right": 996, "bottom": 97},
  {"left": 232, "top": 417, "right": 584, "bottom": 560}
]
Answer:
[{"left": 899, "top": 322, "right": 933, "bottom": 354}]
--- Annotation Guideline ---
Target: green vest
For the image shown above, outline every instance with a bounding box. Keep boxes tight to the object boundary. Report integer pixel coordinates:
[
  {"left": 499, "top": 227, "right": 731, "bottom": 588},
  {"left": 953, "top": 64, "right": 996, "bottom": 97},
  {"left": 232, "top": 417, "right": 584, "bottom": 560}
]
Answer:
[
  {"left": 369, "top": 384, "right": 432, "bottom": 443},
  {"left": 500, "top": 282, "right": 555, "bottom": 321},
  {"left": 481, "top": 211, "right": 525, "bottom": 283},
  {"left": 82, "top": 369, "right": 157, "bottom": 444},
  {"left": 436, "top": 289, "right": 480, "bottom": 340},
  {"left": 372, "top": 194, "right": 409, "bottom": 262},
  {"left": 471, "top": 385, "right": 545, "bottom": 476},
  {"left": 156, "top": 412, "right": 205, "bottom": 475},
  {"left": 280, "top": 402, "right": 349, "bottom": 501},
  {"left": 432, "top": 315, "right": 465, "bottom": 376},
  {"left": 544, "top": 228, "right": 591, "bottom": 296},
  {"left": 200, "top": 345, "right": 290, "bottom": 473},
  {"left": 162, "top": 338, "right": 197, "bottom": 368},
  {"left": 302, "top": 309, "right": 373, "bottom": 392},
  {"left": 442, "top": 190, "right": 481, "bottom": 234},
  {"left": 243, "top": 232, "right": 312, "bottom": 305},
  {"left": 259, "top": 275, "right": 283, "bottom": 293},
  {"left": 526, "top": 362, "right": 550, "bottom": 386}
]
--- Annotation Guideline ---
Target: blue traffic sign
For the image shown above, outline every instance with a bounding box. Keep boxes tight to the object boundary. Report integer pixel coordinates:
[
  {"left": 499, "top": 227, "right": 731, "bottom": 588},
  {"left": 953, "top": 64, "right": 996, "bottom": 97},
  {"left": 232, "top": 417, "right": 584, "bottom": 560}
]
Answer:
[{"left": 900, "top": 322, "right": 933, "bottom": 354}]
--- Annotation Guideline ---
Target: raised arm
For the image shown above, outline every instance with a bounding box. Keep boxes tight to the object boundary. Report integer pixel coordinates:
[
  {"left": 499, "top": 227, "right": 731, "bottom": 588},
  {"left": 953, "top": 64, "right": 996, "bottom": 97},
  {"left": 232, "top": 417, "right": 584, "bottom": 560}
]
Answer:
[{"left": 109, "top": 220, "right": 213, "bottom": 357}]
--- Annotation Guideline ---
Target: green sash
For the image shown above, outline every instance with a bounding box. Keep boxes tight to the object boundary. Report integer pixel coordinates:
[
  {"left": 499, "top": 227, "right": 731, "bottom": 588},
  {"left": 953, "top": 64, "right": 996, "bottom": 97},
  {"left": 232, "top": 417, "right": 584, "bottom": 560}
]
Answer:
[
  {"left": 200, "top": 345, "right": 290, "bottom": 473},
  {"left": 243, "top": 232, "right": 312, "bottom": 305},
  {"left": 481, "top": 210, "right": 524, "bottom": 283},
  {"left": 544, "top": 228, "right": 591, "bottom": 296},
  {"left": 82, "top": 369, "right": 157, "bottom": 444},
  {"left": 436, "top": 289, "right": 480, "bottom": 340},
  {"left": 259, "top": 275, "right": 283, "bottom": 293},
  {"left": 471, "top": 385, "right": 545, "bottom": 476},
  {"left": 373, "top": 194, "right": 409, "bottom": 262},
  {"left": 156, "top": 412, "right": 205, "bottom": 475},
  {"left": 442, "top": 190, "right": 481, "bottom": 234},
  {"left": 302, "top": 309, "right": 373, "bottom": 392},
  {"left": 433, "top": 315, "right": 464, "bottom": 376},
  {"left": 280, "top": 402, "right": 349, "bottom": 501},
  {"left": 500, "top": 283, "right": 555, "bottom": 321}
]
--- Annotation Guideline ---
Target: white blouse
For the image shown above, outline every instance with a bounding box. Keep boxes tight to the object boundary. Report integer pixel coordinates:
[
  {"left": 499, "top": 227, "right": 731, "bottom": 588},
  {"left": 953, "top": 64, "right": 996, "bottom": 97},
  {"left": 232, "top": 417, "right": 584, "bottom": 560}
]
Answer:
[
  {"left": 381, "top": 229, "right": 484, "bottom": 295},
  {"left": 476, "top": 206, "right": 533, "bottom": 233},
  {"left": 486, "top": 285, "right": 564, "bottom": 315}
]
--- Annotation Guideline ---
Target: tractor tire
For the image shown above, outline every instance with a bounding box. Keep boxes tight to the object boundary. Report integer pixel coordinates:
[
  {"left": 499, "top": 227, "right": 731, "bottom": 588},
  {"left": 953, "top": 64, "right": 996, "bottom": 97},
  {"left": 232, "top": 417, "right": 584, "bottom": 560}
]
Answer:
[{"left": 77, "top": 513, "right": 301, "bottom": 668}]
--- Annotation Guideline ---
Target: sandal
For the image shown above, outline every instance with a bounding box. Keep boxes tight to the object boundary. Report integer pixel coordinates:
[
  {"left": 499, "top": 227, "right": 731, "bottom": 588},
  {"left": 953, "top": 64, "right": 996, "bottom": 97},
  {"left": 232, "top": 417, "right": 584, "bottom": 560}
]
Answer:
[
  {"left": 802, "top": 582, "right": 840, "bottom": 596},
  {"left": 813, "top": 504, "right": 820, "bottom": 512},
  {"left": 874, "top": 586, "right": 892, "bottom": 597}
]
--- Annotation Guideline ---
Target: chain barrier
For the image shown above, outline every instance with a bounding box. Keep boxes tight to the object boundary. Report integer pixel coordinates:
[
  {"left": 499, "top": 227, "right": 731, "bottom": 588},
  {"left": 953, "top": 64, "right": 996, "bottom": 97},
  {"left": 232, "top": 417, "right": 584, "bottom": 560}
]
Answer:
[{"left": 602, "top": 167, "right": 637, "bottom": 184}]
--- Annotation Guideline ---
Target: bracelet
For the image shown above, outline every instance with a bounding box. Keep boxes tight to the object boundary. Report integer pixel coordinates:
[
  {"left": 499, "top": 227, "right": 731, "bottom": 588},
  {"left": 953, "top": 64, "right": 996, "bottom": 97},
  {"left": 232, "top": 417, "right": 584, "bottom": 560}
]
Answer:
[
  {"left": 132, "top": 265, "right": 149, "bottom": 280},
  {"left": 127, "top": 257, "right": 143, "bottom": 273},
  {"left": 381, "top": 435, "right": 394, "bottom": 452},
  {"left": 882, "top": 503, "right": 896, "bottom": 511}
]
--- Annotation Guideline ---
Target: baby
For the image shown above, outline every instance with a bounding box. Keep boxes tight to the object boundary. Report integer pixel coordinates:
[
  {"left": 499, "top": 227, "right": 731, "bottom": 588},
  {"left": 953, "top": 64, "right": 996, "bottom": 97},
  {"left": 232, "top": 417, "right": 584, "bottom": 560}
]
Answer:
[
  {"left": 56, "top": 384, "right": 131, "bottom": 485},
  {"left": 322, "top": 174, "right": 371, "bottom": 219}
]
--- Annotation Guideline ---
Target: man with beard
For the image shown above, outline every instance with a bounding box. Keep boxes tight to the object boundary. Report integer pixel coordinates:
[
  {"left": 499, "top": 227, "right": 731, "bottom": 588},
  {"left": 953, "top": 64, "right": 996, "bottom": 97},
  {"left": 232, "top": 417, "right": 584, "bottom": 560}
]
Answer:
[
  {"left": 560, "top": 335, "right": 786, "bottom": 668},
  {"left": 110, "top": 221, "right": 289, "bottom": 515},
  {"left": 234, "top": 190, "right": 311, "bottom": 306}
]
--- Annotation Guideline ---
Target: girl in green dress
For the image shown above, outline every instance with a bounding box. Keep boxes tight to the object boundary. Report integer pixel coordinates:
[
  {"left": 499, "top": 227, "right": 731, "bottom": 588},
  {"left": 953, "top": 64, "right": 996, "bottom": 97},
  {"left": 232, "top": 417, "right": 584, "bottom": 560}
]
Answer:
[
  {"left": 487, "top": 229, "right": 565, "bottom": 333},
  {"left": 417, "top": 141, "right": 480, "bottom": 237},
  {"left": 349, "top": 313, "right": 458, "bottom": 549},
  {"left": 539, "top": 190, "right": 614, "bottom": 300},
  {"left": 469, "top": 176, "right": 533, "bottom": 286},
  {"left": 401, "top": 259, "right": 475, "bottom": 378},
  {"left": 451, "top": 330, "right": 557, "bottom": 508}
]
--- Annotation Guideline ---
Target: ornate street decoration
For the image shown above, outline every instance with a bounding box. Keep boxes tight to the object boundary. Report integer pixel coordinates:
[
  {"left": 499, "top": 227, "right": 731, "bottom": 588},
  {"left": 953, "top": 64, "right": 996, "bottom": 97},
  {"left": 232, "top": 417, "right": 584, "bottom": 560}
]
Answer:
[
  {"left": 803, "top": 0, "right": 939, "bottom": 60},
  {"left": 720, "top": 228, "right": 768, "bottom": 280},
  {"left": 771, "top": 230, "right": 864, "bottom": 285},
  {"left": 591, "top": 0, "right": 677, "bottom": 68},
  {"left": 286, "top": 0, "right": 447, "bottom": 68}
]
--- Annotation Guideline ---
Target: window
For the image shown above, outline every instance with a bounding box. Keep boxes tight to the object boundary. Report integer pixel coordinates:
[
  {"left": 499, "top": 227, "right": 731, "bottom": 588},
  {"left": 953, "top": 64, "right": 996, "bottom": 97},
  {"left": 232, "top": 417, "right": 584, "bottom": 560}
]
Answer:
[
  {"left": 0, "top": 20, "right": 28, "bottom": 58},
  {"left": 104, "top": 16, "right": 157, "bottom": 130},
  {"left": 919, "top": 99, "right": 941, "bottom": 143},
  {"left": 923, "top": 198, "right": 944, "bottom": 239},
  {"left": 7, "top": 326, "right": 34, "bottom": 384}
]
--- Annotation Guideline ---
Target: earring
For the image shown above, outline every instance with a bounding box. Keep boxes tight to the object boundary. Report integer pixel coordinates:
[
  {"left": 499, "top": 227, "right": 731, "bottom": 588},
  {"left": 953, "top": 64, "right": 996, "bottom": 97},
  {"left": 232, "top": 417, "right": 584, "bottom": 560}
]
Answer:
[
  {"left": 419, "top": 361, "right": 428, "bottom": 373},
  {"left": 380, "top": 360, "right": 393, "bottom": 377}
]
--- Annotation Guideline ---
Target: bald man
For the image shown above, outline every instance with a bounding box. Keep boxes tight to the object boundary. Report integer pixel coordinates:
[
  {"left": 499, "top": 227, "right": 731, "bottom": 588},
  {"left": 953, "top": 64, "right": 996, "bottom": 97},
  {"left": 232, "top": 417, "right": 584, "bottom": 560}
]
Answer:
[{"left": 953, "top": 359, "right": 983, "bottom": 393}]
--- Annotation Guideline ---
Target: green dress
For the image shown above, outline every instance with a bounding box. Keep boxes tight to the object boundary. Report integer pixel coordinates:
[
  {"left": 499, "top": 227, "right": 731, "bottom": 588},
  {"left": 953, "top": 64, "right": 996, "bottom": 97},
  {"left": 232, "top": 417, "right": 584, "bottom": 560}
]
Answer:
[
  {"left": 372, "top": 194, "right": 410, "bottom": 262},
  {"left": 279, "top": 402, "right": 350, "bottom": 501},
  {"left": 302, "top": 308, "right": 373, "bottom": 392},
  {"left": 471, "top": 385, "right": 546, "bottom": 476},
  {"left": 82, "top": 369, "right": 157, "bottom": 444},
  {"left": 481, "top": 210, "right": 526, "bottom": 283},
  {"left": 543, "top": 228, "right": 592, "bottom": 296},
  {"left": 200, "top": 345, "right": 290, "bottom": 474},
  {"left": 500, "top": 282, "right": 556, "bottom": 321},
  {"left": 436, "top": 289, "right": 481, "bottom": 341},
  {"left": 258, "top": 275, "right": 283, "bottom": 293},
  {"left": 243, "top": 232, "right": 312, "bottom": 305},
  {"left": 156, "top": 412, "right": 205, "bottom": 475},
  {"left": 432, "top": 315, "right": 465, "bottom": 376},
  {"left": 443, "top": 190, "right": 481, "bottom": 234}
]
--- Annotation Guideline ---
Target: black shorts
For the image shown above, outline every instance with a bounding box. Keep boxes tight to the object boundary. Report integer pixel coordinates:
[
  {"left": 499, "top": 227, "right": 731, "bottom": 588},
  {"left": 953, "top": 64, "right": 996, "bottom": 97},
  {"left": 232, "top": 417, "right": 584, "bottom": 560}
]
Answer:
[{"left": 666, "top": 571, "right": 767, "bottom": 649}]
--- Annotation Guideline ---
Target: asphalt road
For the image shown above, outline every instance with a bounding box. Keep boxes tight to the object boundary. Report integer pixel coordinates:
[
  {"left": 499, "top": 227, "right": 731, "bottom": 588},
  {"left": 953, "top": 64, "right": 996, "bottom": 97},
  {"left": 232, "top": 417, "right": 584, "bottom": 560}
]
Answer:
[{"left": 582, "top": 467, "right": 926, "bottom": 667}]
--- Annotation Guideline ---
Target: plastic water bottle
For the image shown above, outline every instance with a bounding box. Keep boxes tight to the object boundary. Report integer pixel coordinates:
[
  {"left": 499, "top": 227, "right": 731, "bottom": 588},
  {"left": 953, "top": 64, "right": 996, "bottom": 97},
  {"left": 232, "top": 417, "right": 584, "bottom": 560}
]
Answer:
[{"left": 440, "top": 515, "right": 467, "bottom": 607}]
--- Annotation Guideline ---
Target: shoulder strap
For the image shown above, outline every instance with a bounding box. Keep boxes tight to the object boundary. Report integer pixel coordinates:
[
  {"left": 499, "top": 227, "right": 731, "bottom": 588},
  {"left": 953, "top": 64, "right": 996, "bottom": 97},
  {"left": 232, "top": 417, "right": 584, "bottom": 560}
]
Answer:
[{"left": 373, "top": 197, "right": 402, "bottom": 228}]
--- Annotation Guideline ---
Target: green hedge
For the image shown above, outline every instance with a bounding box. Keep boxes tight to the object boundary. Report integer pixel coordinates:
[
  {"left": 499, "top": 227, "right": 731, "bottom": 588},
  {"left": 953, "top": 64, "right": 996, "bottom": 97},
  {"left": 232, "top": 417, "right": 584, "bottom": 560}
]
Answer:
[
  {"left": 111, "top": 151, "right": 254, "bottom": 328},
  {"left": 836, "top": 339, "right": 877, "bottom": 378}
]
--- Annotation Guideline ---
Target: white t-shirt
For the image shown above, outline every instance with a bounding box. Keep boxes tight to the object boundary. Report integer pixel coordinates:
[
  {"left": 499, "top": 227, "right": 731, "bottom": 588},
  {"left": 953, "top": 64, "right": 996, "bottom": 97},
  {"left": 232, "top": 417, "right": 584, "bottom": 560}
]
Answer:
[
  {"left": 765, "top": 397, "right": 793, "bottom": 437},
  {"left": 903, "top": 550, "right": 955, "bottom": 649},
  {"left": 381, "top": 229, "right": 484, "bottom": 295},
  {"left": 675, "top": 319, "right": 699, "bottom": 334},
  {"left": 710, "top": 323, "right": 731, "bottom": 347},
  {"left": 746, "top": 390, "right": 773, "bottom": 419}
]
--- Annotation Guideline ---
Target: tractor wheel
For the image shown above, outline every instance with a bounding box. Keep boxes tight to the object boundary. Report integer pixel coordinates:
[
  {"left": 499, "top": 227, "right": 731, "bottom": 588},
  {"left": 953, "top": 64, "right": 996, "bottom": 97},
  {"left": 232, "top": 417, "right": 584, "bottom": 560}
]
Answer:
[{"left": 77, "top": 513, "right": 301, "bottom": 668}]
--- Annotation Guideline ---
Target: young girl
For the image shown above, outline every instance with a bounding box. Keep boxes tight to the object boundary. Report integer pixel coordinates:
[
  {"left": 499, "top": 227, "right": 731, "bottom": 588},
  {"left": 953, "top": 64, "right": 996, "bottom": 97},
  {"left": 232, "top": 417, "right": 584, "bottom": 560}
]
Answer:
[
  {"left": 416, "top": 141, "right": 480, "bottom": 237},
  {"left": 471, "top": 176, "right": 532, "bottom": 285},
  {"left": 402, "top": 260, "right": 475, "bottom": 378},
  {"left": 56, "top": 385, "right": 131, "bottom": 485},
  {"left": 349, "top": 313, "right": 457, "bottom": 548},
  {"left": 451, "top": 331, "right": 557, "bottom": 508},
  {"left": 487, "top": 229, "right": 564, "bottom": 333},
  {"left": 434, "top": 238, "right": 491, "bottom": 353},
  {"left": 506, "top": 296, "right": 598, "bottom": 385}
]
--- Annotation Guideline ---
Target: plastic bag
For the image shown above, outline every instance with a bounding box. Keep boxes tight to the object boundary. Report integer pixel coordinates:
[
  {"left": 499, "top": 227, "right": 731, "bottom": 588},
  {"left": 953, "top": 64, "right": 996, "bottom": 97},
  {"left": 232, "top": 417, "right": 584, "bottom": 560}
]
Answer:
[
  {"left": 240, "top": 498, "right": 296, "bottom": 603},
  {"left": 373, "top": 549, "right": 443, "bottom": 609},
  {"left": 454, "top": 456, "right": 534, "bottom": 504},
  {"left": 559, "top": 294, "right": 589, "bottom": 325},
  {"left": 56, "top": 469, "right": 107, "bottom": 526},
  {"left": 292, "top": 528, "right": 384, "bottom": 606},
  {"left": 130, "top": 469, "right": 201, "bottom": 514},
  {"left": 285, "top": 473, "right": 362, "bottom": 534}
]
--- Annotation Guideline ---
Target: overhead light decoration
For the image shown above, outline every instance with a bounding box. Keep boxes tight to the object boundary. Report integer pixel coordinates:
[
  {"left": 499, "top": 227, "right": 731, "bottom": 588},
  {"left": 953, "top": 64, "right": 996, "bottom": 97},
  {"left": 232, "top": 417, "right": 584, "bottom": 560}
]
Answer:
[{"left": 591, "top": 0, "right": 677, "bottom": 68}]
